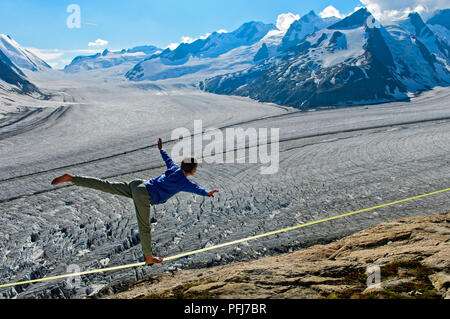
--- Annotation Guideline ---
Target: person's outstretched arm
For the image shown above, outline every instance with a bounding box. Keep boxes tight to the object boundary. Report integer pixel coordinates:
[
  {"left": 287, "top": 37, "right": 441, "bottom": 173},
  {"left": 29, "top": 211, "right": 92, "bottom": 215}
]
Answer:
[
  {"left": 157, "top": 138, "right": 177, "bottom": 169},
  {"left": 183, "top": 179, "right": 219, "bottom": 197}
]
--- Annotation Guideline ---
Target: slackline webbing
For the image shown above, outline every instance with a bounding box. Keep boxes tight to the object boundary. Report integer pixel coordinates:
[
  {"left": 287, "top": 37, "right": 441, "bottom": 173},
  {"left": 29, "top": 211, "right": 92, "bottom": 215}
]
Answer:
[{"left": 0, "top": 187, "right": 448, "bottom": 289}]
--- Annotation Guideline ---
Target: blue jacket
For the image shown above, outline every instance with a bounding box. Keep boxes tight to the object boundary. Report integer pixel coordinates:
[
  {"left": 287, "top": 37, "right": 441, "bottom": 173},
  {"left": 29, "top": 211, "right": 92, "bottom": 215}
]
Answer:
[{"left": 145, "top": 150, "right": 209, "bottom": 205}]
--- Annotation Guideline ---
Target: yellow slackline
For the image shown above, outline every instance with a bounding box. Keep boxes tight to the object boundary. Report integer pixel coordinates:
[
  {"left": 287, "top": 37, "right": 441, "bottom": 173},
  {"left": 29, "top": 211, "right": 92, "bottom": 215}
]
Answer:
[{"left": 0, "top": 187, "right": 449, "bottom": 290}]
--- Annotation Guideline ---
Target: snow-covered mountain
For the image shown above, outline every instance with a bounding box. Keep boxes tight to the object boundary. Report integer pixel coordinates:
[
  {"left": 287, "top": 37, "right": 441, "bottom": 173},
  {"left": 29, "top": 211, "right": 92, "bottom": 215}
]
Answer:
[
  {"left": 426, "top": 9, "right": 450, "bottom": 44},
  {"left": 0, "top": 49, "right": 39, "bottom": 94},
  {"left": 58, "top": 15, "right": 341, "bottom": 84},
  {"left": 427, "top": 9, "right": 450, "bottom": 30},
  {"left": 386, "top": 12, "right": 450, "bottom": 90},
  {"left": 125, "top": 21, "right": 277, "bottom": 81},
  {"left": 200, "top": 8, "right": 450, "bottom": 109},
  {"left": 0, "top": 34, "right": 44, "bottom": 94},
  {"left": 63, "top": 45, "right": 161, "bottom": 74},
  {"left": 3, "top": 6, "right": 446, "bottom": 108},
  {"left": 0, "top": 34, "right": 51, "bottom": 72},
  {"left": 280, "top": 10, "right": 339, "bottom": 51}
]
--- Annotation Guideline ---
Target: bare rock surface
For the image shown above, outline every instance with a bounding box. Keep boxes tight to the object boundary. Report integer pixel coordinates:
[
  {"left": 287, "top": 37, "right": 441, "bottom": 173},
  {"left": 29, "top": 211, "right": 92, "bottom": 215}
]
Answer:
[{"left": 103, "top": 211, "right": 450, "bottom": 299}]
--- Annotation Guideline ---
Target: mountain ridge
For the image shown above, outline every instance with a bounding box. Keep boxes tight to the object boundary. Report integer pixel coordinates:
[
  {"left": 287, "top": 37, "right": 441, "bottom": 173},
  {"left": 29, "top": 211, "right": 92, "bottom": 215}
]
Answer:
[
  {"left": 0, "top": 34, "right": 51, "bottom": 72},
  {"left": 0, "top": 46, "right": 40, "bottom": 94},
  {"left": 199, "top": 8, "right": 450, "bottom": 109}
]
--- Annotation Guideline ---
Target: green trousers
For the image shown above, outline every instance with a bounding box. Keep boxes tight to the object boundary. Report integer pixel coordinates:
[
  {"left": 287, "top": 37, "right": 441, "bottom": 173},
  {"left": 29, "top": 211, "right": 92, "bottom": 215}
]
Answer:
[{"left": 72, "top": 175, "right": 153, "bottom": 257}]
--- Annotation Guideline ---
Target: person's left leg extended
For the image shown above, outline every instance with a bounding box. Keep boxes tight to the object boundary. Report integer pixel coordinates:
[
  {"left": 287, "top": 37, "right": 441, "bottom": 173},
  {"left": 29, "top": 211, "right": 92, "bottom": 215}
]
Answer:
[{"left": 52, "top": 174, "right": 133, "bottom": 198}]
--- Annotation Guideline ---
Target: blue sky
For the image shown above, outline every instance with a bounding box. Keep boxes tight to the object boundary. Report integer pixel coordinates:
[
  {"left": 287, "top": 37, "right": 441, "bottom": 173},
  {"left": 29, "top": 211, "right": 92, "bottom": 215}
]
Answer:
[{"left": 0, "top": 0, "right": 446, "bottom": 69}]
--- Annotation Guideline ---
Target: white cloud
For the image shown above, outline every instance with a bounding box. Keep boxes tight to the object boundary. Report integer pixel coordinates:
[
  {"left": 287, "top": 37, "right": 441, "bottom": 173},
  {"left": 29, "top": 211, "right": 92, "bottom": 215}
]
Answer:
[
  {"left": 181, "top": 36, "right": 195, "bottom": 43},
  {"left": 25, "top": 47, "right": 64, "bottom": 62},
  {"left": 88, "top": 38, "right": 108, "bottom": 47},
  {"left": 320, "top": 5, "right": 345, "bottom": 18},
  {"left": 199, "top": 32, "right": 212, "bottom": 39},
  {"left": 181, "top": 32, "right": 212, "bottom": 44},
  {"left": 25, "top": 47, "right": 102, "bottom": 69},
  {"left": 352, "top": 6, "right": 366, "bottom": 13},
  {"left": 47, "top": 59, "right": 72, "bottom": 69},
  {"left": 359, "top": 0, "right": 449, "bottom": 22},
  {"left": 276, "top": 12, "right": 300, "bottom": 31},
  {"left": 164, "top": 30, "right": 223, "bottom": 50},
  {"left": 165, "top": 42, "right": 180, "bottom": 50}
]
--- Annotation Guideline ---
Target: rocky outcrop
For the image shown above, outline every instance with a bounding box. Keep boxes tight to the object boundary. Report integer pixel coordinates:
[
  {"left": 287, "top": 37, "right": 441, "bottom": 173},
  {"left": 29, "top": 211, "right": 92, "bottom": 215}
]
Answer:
[{"left": 99, "top": 211, "right": 449, "bottom": 299}]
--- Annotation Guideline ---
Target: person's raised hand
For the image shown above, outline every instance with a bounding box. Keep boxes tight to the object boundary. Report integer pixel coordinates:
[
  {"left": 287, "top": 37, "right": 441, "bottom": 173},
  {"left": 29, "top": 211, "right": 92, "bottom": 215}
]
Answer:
[
  {"left": 157, "top": 138, "right": 162, "bottom": 150},
  {"left": 208, "top": 190, "right": 219, "bottom": 197}
]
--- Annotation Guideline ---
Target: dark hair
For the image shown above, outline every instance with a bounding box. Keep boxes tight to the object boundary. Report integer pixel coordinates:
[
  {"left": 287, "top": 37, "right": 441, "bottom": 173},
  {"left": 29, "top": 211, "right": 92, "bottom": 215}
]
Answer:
[{"left": 180, "top": 156, "right": 198, "bottom": 173}]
